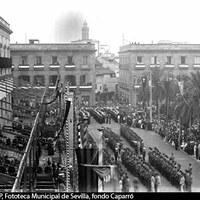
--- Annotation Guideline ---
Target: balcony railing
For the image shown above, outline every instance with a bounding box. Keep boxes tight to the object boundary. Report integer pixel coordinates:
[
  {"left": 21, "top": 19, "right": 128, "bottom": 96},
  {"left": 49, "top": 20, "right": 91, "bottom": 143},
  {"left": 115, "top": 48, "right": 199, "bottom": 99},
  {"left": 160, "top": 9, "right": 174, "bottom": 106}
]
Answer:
[
  {"left": 150, "top": 64, "right": 160, "bottom": 68},
  {"left": 49, "top": 65, "right": 60, "bottom": 70},
  {"left": 34, "top": 65, "right": 44, "bottom": 68},
  {"left": 0, "top": 68, "right": 12, "bottom": 75},
  {"left": 81, "top": 65, "right": 90, "bottom": 69},
  {"left": 164, "top": 64, "right": 174, "bottom": 69},
  {"left": 135, "top": 64, "right": 145, "bottom": 69},
  {"left": 179, "top": 64, "right": 189, "bottom": 69},
  {"left": 193, "top": 64, "right": 200, "bottom": 69},
  {"left": 33, "top": 84, "right": 45, "bottom": 89},
  {"left": 79, "top": 82, "right": 92, "bottom": 89},
  {"left": 18, "top": 83, "right": 31, "bottom": 89},
  {"left": 65, "top": 64, "right": 75, "bottom": 69},
  {"left": 18, "top": 65, "right": 30, "bottom": 71}
]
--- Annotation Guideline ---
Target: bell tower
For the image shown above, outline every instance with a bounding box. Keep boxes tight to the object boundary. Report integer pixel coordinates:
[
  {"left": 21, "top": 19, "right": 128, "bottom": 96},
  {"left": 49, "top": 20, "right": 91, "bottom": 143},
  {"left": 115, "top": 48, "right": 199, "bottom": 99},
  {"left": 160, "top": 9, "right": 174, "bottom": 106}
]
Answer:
[{"left": 82, "top": 21, "right": 89, "bottom": 40}]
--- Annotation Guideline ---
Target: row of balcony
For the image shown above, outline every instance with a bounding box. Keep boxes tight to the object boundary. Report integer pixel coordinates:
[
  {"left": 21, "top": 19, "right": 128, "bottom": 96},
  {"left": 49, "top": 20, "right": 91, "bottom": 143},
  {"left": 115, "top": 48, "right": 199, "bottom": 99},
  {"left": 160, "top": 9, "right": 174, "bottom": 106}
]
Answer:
[
  {"left": 134, "top": 63, "right": 200, "bottom": 70},
  {"left": 13, "top": 64, "right": 90, "bottom": 70},
  {"left": 17, "top": 84, "right": 93, "bottom": 90}
]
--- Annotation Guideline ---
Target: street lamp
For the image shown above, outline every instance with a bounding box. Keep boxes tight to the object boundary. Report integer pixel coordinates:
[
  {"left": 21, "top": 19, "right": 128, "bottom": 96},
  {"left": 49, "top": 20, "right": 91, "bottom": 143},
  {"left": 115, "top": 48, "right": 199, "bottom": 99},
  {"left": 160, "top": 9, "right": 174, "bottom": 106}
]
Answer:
[
  {"left": 134, "top": 85, "right": 140, "bottom": 106},
  {"left": 149, "top": 72, "right": 153, "bottom": 122}
]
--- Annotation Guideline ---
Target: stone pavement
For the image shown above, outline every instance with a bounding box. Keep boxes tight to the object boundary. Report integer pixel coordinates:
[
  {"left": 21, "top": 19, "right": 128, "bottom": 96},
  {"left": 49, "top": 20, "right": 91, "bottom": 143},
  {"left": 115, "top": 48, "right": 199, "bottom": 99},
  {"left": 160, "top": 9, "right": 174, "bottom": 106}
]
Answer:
[
  {"left": 131, "top": 127, "right": 200, "bottom": 192},
  {"left": 88, "top": 117, "right": 200, "bottom": 192}
]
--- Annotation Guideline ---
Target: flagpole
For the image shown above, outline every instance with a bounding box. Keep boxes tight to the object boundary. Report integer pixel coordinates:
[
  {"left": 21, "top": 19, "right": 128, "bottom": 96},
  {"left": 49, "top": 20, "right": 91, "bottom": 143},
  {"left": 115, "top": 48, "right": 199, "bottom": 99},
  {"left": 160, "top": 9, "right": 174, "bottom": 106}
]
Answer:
[{"left": 149, "top": 72, "right": 153, "bottom": 122}]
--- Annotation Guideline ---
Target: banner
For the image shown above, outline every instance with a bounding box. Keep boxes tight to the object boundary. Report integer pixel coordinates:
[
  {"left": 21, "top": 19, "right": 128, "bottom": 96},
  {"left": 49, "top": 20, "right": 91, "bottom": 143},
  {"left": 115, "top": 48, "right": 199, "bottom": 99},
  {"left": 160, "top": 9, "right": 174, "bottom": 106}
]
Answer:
[{"left": 75, "top": 149, "right": 99, "bottom": 192}]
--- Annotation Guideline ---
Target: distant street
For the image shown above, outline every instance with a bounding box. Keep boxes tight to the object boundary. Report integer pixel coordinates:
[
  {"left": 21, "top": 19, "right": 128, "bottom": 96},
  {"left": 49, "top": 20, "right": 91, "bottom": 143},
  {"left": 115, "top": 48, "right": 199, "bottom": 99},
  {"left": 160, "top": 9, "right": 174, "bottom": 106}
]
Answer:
[{"left": 88, "top": 117, "right": 200, "bottom": 192}]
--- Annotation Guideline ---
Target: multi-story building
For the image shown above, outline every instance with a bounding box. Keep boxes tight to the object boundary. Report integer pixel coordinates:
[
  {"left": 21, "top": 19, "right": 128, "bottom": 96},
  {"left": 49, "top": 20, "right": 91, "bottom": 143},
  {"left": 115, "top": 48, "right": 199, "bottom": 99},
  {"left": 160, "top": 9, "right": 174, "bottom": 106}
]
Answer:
[
  {"left": 119, "top": 42, "right": 200, "bottom": 105},
  {"left": 97, "top": 56, "right": 119, "bottom": 77},
  {"left": 10, "top": 40, "right": 96, "bottom": 106},
  {"left": 95, "top": 62, "right": 118, "bottom": 103},
  {"left": 0, "top": 16, "right": 13, "bottom": 127}
]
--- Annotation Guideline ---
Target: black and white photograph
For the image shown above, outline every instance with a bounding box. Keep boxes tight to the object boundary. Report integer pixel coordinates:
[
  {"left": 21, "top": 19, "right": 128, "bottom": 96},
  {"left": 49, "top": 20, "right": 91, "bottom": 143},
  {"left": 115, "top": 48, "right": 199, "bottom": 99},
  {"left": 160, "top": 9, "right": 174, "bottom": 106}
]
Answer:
[{"left": 0, "top": 0, "right": 200, "bottom": 196}]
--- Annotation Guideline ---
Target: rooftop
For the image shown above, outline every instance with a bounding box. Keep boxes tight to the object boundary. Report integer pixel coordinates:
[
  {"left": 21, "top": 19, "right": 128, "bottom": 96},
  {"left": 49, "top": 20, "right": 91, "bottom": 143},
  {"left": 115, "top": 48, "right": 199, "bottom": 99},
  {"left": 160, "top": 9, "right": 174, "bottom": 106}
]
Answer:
[
  {"left": 0, "top": 16, "right": 12, "bottom": 34},
  {"left": 10, "top": 43, "right": 96, "bottom": 52},
  {"left": 0, "top": 16, "right": 10, "bottom": 28},
  {"left": 96, "top": 66, "right": 116, "bottom": 75},
  {"left": 119, "top": 43, "right": 200, "bottom": 53}
]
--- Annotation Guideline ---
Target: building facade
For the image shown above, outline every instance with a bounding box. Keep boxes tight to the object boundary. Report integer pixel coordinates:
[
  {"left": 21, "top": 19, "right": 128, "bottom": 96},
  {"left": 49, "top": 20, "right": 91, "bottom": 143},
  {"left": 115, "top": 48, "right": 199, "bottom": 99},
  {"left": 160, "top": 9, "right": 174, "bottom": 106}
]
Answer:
[
  {"left": 97, "top": 56, "right": 119, "bottom": 77},
  {"left": 95, "top": 64, "right": 118, "bottom": 103},
  {"left": 0, "top": 16, "right": 13, "bottom": 127},
  {"left": 119, "top": 43, "right": 200, "bottom": 105},
  {"left": 10, "top": 41, "right": 96, "bottom": 106}
]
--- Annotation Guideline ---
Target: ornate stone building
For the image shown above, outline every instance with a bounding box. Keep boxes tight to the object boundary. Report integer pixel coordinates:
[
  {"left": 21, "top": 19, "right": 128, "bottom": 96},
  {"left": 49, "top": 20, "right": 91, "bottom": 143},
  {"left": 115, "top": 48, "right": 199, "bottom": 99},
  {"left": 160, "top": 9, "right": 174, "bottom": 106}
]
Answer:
[
  {"left": 10, "top": 41, "right": 96, "bottom": 106},
  {"left": 119, "top": 42, "right": 200, "bottom": 105},
  {"left": 0, "top": 16, "right": 13, "bottom": 127}
]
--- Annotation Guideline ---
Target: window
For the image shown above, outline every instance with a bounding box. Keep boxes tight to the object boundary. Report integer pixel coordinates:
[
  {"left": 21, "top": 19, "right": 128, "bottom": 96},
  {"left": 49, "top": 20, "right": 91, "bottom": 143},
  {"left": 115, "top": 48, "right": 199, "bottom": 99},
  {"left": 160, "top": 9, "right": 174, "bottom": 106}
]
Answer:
[
  {"left": 49, "top": 75, "right": 58, "bottom": 86},
  {"left": 194, "top": 56, "right": 200, "bottom": 64},
  {"left": 19, "top": 75, "right": 30, "bottom": 86},
  {"left": 136, "top": 56, "right": 143, "bottom": 64},
  {"left": 67, "top": 56, "right": 74, "bottom": 65},
  {"left": 21, "top": 56, "right": 27, "bottom": 65},
  {"left": 181, "top": 56, "right": 186, "bottom": 64},
  {"left": 151, "top": 56, "right": 158, "bottom": 64},
  {"left": 103, "top": 84, "right": 108, "bottom": 92},
  {"left": 80, "top": 75, "right": 86, "bottom": 85},
  {"left": 52, "top": 56, "right": 58, "bottom": 65},
  {"left": 166, "top": 56, "right": 172, "bottom": 64},
  {"left": 65, "top": 75, "right": 76, "bottom": 85},
  {"left": 82, "top": 56, "right": 88, "bottom": 65},
  {"left": 36, "top": 56, "right": 42, "bottom": 65},
  {"left": 34, "top": 75, "right": 45, "bottom": 86}
]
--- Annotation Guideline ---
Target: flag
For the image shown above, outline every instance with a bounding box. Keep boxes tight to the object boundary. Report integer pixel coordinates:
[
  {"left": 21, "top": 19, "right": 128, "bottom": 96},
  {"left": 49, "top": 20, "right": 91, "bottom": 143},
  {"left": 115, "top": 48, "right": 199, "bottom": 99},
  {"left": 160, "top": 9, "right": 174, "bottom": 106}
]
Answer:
[{"left": 75, "top": 149, "right": 99, "bottom": 192}]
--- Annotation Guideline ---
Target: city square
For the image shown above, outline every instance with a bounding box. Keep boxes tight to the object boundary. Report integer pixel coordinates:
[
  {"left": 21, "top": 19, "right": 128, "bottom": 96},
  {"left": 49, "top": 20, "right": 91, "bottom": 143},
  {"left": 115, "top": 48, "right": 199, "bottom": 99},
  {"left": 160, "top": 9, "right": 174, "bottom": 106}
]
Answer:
[{"left": 1, "top": 0, "right": 200, "bottom": 194}]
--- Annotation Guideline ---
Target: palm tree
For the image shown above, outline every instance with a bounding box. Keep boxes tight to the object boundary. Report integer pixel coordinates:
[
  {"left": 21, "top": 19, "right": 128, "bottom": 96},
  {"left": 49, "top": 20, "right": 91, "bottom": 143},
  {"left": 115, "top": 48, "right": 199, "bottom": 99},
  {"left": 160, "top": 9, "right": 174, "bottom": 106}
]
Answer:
[
  {"left": 151, "top": 68, "right": 165, "bottom": 115},
  {"left": 188, "top": 71, "right": 200, "bottom": 122},
  {"left": 175, "top": 71, "right": 200, "bottom": 129}
]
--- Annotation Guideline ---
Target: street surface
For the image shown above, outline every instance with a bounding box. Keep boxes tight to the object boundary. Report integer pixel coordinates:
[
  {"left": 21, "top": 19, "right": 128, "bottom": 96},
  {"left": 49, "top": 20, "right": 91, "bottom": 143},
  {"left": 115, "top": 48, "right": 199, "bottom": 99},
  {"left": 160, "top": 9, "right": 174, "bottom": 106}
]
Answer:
[{"left": 88, "top": 117, "right": 200, "bottom": 192}]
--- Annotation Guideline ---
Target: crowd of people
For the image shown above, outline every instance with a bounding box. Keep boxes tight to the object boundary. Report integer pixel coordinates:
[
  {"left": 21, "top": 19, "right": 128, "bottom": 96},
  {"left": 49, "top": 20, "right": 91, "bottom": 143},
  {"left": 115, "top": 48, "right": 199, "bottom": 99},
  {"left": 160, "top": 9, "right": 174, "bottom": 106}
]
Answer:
[
  {"left": 0, "top": 153, "right": 21, "bottom": 177},
  {"left": 120, "top": 124, "right": 145, "bottom": 158},
  {"left": 92, "top": 99, "right": 200, "bottom": 162},
  {"left": 102, "top": 127, "right": 161, "bottom": 192},
  {"left": 148, "top": 147, "right": 192, "bottom": 192},
  {"left": 0, "top": 134, "right": 27, "bottom": 152},
  {"left": 87, "top": 100, "right": 198, "bottom": 192}
]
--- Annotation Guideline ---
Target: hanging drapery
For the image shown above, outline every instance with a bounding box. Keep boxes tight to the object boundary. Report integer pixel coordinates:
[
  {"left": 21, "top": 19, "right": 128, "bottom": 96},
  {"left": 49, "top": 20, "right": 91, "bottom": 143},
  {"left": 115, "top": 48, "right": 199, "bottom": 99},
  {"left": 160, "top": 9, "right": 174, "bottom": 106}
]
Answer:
[
  {"left": 48, "top": 79, "right": 60, "bottom": 97},
  {"left": 82, "top": 164, "right": 115, "bottom": 183},
  {"left": 92, "top": 167, "right": 110, "bottom": 180},
  {"left": 75, "top": 148, "right": 99, "bottom": 192},
  {"left": 53, "top": 100, "right": 71, "bottom": 141},
  {"left": 42, "top": 90, "right": 60, "bottom": 105}
]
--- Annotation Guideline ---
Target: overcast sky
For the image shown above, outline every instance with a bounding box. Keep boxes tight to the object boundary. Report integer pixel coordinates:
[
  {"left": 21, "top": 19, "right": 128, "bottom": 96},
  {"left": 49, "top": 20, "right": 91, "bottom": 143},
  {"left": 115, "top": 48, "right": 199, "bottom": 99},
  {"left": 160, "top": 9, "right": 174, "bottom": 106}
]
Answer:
[{"left": 1, "top": 0, "right": 200, "bottom": 54}]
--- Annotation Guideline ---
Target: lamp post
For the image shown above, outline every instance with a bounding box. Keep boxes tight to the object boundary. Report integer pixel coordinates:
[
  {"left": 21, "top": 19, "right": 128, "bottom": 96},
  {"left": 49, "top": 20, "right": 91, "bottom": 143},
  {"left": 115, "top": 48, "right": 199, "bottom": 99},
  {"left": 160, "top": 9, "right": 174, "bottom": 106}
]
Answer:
[
  {"left": 149, "top": 72, "right": 153, "bottom": 122},
  {"left": 142, "top": 76, "right": 147, "bottom": 110},
  {"left": 134, "top": 85, "right": 140, "bottom": 106}
]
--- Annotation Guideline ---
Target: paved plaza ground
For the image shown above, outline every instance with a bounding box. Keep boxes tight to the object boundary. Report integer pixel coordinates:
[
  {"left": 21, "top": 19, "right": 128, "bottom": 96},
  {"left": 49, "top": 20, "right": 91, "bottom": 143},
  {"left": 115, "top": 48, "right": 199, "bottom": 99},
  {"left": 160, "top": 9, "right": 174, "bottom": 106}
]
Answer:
[{"left": 88, "top": 117, "right": 200, "bottom": 192}]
